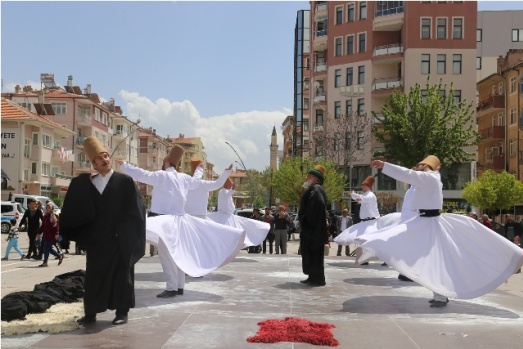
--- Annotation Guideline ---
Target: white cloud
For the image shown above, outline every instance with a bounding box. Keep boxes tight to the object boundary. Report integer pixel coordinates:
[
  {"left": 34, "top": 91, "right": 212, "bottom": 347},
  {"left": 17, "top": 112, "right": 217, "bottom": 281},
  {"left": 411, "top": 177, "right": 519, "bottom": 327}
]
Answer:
[
  {"left": 119, "top": 90, "right": 290, "bottom": 172},
  {"left": 4, "top": 80, "right": 41, "bottom": 92}
]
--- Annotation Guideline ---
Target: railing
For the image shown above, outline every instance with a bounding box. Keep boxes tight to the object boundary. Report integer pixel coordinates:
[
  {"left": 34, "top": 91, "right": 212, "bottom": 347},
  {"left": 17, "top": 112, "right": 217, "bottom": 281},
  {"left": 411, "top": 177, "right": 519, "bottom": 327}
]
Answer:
[
  {"left": 315, "top": 63, "right": 327, "bottom": 72},
  {"left": 75, "top": 136, "right": 87, "bottom": 145},
  {"left": 315, "top": 29, "right": 328, "bottom": 38},
  {"left": 375, "top": 4, "right": 404, "bottom": 17},
  {"left": 78, "top": 114, "right": 91, "bottom": 124},
  {"left": 373, "top": 43, "right": 403, "bottom": 57},
  {"left": 53, "top": 173, "right": 73, "bottom": 180},
  {"left": 313, "top": 125, "right": 324, "bottom": 132},
  {"left": 476, "top": 95, "right": 505, "bottom": 111},
  {"left": 114, "top": 130, "right": 128, "bottom": 138},
  {"left": 316, "top": 2, "right": 327, "bottom": 13},
  {"left": 479, "top": 126, "right": 504, "bottom": 140},
  {"left": 372, "top": 77, "right": 403, "bottom": 91}
]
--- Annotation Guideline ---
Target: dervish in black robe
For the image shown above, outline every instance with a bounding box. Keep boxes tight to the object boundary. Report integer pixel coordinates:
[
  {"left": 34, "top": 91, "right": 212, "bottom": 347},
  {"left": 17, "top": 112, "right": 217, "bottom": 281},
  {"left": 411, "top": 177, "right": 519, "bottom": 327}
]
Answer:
[
  {"left": 298, "top": 183, "right": 328, "bottom": 284},
  {"left": 59, "top": 172, "right": 146, "bottom": 315}
]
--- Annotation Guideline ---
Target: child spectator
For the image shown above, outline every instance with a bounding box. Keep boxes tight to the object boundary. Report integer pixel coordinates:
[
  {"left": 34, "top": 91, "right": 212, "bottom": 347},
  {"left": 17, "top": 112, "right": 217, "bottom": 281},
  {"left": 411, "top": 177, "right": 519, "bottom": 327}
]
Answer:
[{"left": 2, "top": 219, "right": 25, "bottom": 260}]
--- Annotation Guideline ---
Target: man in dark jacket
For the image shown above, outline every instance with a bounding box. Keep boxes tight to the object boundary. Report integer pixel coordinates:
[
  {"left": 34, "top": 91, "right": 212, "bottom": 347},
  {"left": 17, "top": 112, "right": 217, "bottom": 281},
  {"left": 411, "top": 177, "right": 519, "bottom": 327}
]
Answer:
[
  {"left": 504, "top": 214, "right": 522, "bottom": 242},
  {"left": 19, "top": 198, "right": 43, "bottom": 260},
  {"left": 298, "top": 165, "right": 328, "bottom": 287},
  {"left": 60, "top": 136, "right": 145, "bottom": 326}
]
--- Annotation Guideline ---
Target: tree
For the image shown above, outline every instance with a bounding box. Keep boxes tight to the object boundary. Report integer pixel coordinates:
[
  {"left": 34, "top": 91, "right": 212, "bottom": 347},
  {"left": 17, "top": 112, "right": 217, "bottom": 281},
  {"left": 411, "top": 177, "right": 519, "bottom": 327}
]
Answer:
[
  {"left": 372, "top": 79, "right": 480, "bottom": 167},
  {"left": 462, "top": 170, "right": 523, "bottom": 211},
  {"left": 272, "top": 157, "right": 345, "bottom": 208},
  {"left": 375, "top": 192, "right": 401, "bottom": 214}
]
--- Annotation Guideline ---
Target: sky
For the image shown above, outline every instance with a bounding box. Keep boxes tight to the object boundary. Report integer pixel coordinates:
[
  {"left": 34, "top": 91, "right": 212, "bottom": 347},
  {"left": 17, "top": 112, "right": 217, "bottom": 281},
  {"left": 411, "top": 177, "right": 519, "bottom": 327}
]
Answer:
[{"left": 2, "top": 1, "right": 523, "bottom": 172}]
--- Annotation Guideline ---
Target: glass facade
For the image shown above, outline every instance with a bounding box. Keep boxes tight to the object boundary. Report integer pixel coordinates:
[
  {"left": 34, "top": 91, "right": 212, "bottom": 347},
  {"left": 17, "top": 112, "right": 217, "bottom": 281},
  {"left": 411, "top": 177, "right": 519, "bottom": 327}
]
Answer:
[{"left": 293, "top": 10, "right": 310, "bottom": 157}]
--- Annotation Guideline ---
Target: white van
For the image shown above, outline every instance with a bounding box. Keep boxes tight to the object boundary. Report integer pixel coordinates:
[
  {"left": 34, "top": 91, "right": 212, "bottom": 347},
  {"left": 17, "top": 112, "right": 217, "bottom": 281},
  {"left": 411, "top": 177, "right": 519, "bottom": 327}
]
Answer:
[{"left": 11, "top": 194, "right": 60, "bottom": 214}]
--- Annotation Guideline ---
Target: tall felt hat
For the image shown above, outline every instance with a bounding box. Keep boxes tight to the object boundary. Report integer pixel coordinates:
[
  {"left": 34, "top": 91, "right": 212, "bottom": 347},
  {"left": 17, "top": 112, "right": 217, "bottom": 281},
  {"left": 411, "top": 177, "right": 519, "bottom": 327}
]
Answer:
[
  {"left": 308, "top": 165, "right": 326, "bottom": 184},
  {"left": 223, "top": 177, "right": 233, "bottom": 189},
  {"left": 83, "top": 136, "right": 108, "bottom": 162},
  {"left": 418, "top": 155, "right": 441, "bottom": 170},
  {"left": 190, "top": 156, "right": 203, "bottom": 174},
  {"left": 362, "top": 176, "right": 375, "bottom": 188},
  {"left": 164, "top": 144, "right": 184, "bottom": 166}
]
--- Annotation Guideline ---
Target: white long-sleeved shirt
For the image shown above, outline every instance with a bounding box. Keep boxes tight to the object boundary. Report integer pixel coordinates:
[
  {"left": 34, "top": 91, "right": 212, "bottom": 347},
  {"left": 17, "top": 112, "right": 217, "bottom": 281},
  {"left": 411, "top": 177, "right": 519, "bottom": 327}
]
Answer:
[
  {"left": 185, "top": 167, "right": 232, "bottom": 216},
  {"left": 383, "top": 162, "right": 443, "bottom": 210},
  {"left": 120, "top": 162, "right": 199, "bottom": 216},
  {"left": 351, "top": 190, "right": 379, "bottom": 220},
  {"left": 216, "top": 187, "right": 235, "bottom": 214}
]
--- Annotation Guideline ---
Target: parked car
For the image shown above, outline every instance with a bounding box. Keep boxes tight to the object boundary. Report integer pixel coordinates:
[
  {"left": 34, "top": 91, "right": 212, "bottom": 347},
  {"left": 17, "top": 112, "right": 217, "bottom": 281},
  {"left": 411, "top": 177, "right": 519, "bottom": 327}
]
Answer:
[
  {"left": 235, "top": 208, "right": 254, "bottom": 218},
  {"left": 1, "top": 201, "right": 26, "bottom": 234},
  {"left": 11, "top": 194, "right": 60, "bottom": 215}
]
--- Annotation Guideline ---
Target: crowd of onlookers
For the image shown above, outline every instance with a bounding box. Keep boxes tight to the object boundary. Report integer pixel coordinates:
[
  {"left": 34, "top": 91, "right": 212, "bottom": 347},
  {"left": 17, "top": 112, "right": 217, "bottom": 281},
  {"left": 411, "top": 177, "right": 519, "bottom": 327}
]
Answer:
[{"left": 468, "top": 212, "right": 522, "bottom": 247}]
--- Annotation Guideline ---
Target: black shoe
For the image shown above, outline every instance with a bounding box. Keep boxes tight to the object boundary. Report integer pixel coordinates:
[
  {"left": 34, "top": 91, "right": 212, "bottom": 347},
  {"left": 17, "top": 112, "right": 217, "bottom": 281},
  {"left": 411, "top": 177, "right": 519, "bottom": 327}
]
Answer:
[
  {"left": 336, "top": 254, "right": 341, "bottom": 256},
  {"left": 299, "top": 278, "right": 311, "bottom": 284},
  {"left": 1, "top": 257, "right": 8, "bottom": 261},
  {"left": 20, "top": 254, "right": 25, "bottom": 260},
  {"left": 112, "top": 315, "right": 128, "bottom": 325},
  {"left": 177, "top": 288, "right": 184, "bottom": 295},
  {"left": 429, "top": 298, "right": 449, "bottom": 304},
  {"left": 398, "top": 274, "right": 414, "bottom": 282},
  {"left": 430, "top": 300, "right": 448, "bottom": 308},
  {"left": 381, "top": 262, "right": 388, "bottom": 266},
  {"left": 360, "top": 262, "right": 369, "bottom": 265},
  {"left": 76, "top": 315, "right": 96, "bottom": 326},
  {"left": 34, "top": 256, "right": 42, "bottom": 260},
  {"left": 156, "top": 290, "right": 177, "bottom": 298},
  {"left": 58, "top": 254, "right": 64, "bottom": 265},
  {"left": 308, "top": 281, "right": 326, "bottom": 287}
]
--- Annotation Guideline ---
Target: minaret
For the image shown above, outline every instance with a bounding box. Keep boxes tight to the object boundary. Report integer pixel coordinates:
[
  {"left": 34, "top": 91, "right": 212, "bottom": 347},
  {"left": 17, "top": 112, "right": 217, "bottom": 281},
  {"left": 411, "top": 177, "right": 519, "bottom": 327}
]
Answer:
[{"left": 270, "top": 125, "right": 278, "bottom": 170}]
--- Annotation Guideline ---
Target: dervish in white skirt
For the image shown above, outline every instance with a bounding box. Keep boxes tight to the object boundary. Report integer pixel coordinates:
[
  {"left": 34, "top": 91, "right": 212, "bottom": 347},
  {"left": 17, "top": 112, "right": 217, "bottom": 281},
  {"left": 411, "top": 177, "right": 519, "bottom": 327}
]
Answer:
[
  {"left": 118, "top": 145, "right": 245, "bottom": 298},
  {"left": 358, "top": 155, "right": 523, "bottom": 307},
  {"left": 208, "top": 179, "right": 270, "bottom": 249}
]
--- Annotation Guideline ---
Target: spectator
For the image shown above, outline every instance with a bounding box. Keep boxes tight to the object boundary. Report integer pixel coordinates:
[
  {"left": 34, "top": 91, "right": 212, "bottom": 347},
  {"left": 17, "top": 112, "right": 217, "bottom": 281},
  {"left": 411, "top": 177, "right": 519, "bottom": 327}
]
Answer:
[
  {"left": 335, "top": 209, "right": 352, "bottom": 256},
  {"left": 248, "top": 208, "right": 264, "bottom": 253},
  {"left": 481, "top": 214, "right": 492, "bottom": 229},
  {"left": 2, "top": 218, "right": 25, "bottom": 260},
  {"left": 18, "top": 198, "right": 43, "bottom": 260},
  {"left": 36, "top": 202, "right": 63, "bottom": 267},
  {"left": 493, "top": 221, "right": 504, "bottom": 237},
  {"left": 504, "top": 214, "right": 522, "bottom": 242},
  {"left": 273, "top": 205, "right": 291, "bottom": 254},
  {"left": 262, "top": 207, "right": 275, "bottom": 254}
]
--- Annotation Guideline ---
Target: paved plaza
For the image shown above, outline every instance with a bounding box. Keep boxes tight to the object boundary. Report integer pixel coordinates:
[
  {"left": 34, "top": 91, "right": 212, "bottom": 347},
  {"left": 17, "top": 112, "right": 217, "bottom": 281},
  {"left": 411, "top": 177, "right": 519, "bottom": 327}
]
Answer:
[{"left": 2, "top": 234, "right": 523, "bottom": 349}]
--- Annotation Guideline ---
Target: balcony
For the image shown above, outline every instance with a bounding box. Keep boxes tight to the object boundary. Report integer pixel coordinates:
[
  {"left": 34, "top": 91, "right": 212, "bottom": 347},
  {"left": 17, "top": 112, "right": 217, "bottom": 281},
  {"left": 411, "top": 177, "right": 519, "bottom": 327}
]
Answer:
[
  {"left": 113, "top": 130, "right": 128, "bottom": 140},
  {"left": 340, "top": 85, "right": 365, "bottom": 97},
  {"left": 476, "top": 95, "right": 505, "bottom": 113},
  {"left": 77, "top": 114, "right": 92, "bottom": 126},
  {"left": 479, "top": 126, "right": 504, "bottom": 141},
  {"left": 313, "top": 94, "right": 326, "bottom": 104},
  {"left": 313, "top": 125, "right": 324, "bottom": 133},
  {"left": 75, "top": 136, "right": 87, "bottom": 146},
  {"left": 52, "top": 148, "right": 74, "bottom": 163},
  {"left": 372, "top": 77, "right": 403, "bottom": 95},
  {"left": 51, "top": 174, "right": 72, "bottom": 187},
  {"left": 373, "top": 43, "right": 403, "bottom": 64},
  {"left": 373, "top": 4, "right": 404, "bottom": 31},
  {"left": 313, "top": 30, "right": 328, "bottom": 51},
  {"left": 112, "top": 149, "right": 128, "bottom": 160},
  {"left": 75, "top": 162, "right": 92, "bottom": 171},
  {"left": 315, "top": 2, "right": 327, "bottom": 18}
]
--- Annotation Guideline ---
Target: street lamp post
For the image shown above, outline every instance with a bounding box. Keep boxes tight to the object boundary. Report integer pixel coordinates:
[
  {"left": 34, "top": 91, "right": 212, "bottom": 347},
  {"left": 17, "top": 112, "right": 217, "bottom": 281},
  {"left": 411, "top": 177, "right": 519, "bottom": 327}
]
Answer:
[{"left": 225, "top": 141, "right": 255, "bottom": 207}]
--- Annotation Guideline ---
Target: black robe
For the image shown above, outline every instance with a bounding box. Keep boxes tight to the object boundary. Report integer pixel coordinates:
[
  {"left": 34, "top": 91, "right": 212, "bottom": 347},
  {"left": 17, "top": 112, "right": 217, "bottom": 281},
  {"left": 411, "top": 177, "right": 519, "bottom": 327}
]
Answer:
[
  {"left": 298, "top": 183, "right": 328, "bottom": 283},
  {"left": 59, "top": 172, "right": 145, "bottom": 314}
]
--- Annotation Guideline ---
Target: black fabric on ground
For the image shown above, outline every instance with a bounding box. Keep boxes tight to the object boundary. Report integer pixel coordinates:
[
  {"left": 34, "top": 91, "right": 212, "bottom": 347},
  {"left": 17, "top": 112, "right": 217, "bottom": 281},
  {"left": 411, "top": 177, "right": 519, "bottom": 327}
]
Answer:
[{"left": 1, "top": 269, "right": 85, "bottom": 322}]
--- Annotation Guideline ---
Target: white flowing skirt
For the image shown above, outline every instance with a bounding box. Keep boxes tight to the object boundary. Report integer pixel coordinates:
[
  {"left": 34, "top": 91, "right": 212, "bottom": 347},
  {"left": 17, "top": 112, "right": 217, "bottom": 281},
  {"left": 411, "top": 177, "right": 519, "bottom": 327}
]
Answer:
[
  {"left": 334, "top": 213, "right": 402, "bottom": 245},
  {"left": 207, "top": 211, "right": 270, "bottom": 248},
  {"left": 146, "top": 214, "right": 245, "bottom": 277},
  {"left": 355, "top": 213, "right": 523, "bottom": 299}
]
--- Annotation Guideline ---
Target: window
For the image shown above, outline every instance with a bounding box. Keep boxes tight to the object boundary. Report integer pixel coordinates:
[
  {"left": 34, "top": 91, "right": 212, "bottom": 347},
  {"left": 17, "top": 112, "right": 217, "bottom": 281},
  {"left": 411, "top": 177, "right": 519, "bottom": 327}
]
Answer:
[
  {"left": 23, "top": 169, "right": 29, "bottom": 182},
  {"left": 498, "top": 112, "right": 504, "bottom": 126},
  {"left": 510, "top": 139, "right": 516, "bottom": 156},
  {"left": 334, "top": 134, "right": 341, "bottom": 151},
  {"left": 476, "top": 57, "right": 482, "bottom": 70},
  {"left": 304, "top": 78, "right": 310, "bottom": 90},
  {"left": 453, "top": 54, "right": 462, "bottom": 74},
  {"left": 31, "top": 162, "right": 37, "bottom": 175},
  {"left": 421, "top": 89, "right": 428, "bottom": 103},
  {"left": 421, "top": 18, "right": 431, "bottom": 39},
  {"left": 437, "top": 18, "right": 447, "bottom": 39},
  {"left": 512, "top": 29, "right": 523, "bottom": 42},
  {"left": 335, "top": 69, "right": 342, "bottom": 87},
  {"left": 499, "top": 82, "right": 504, "bottom": 95},
  {"left": 437, "top": 54, "right": 446, "bottom": 74},
  {"left": 453, "top": 18, "right": 463, "bottom": 39},
  {"left": 94, "top": 108, "right": 100, "bottom": 121},
  {"left": 32, "top": 133, "right": 38, "bottom": 146},
  {"left": 357, "top": 131, "right": 365, "bottom": 149},
  {"left": 346, "top": 67, "right": 353, "bottom": 86},
  {"left": 346, "top": 99, "right": 353, "bottom": 115},
  {"left": 421, "top": 54, "right": 430, "bottom": 74},
  {"left": 346, "top": 131, "right": 353, "bottom": 146},
  {"left": 510, "top": 77, "right": 517, "bottom": 93},
  {"left": 336, "top": 6, "right": 343, "bottom": 25},
  {"left": 24, "top": 139, "right": 30, "bottom": 158},
  {"left": 477, "top": 29, "right": 482, "bottom": 42},
  {"left": 101, "top": 112, "right": 108, "bottom": 124},
  {"left": 510, "top": 108, "right": 517, "bottom": 124},
  {"left": 51, "top": 103, "right": 66, "bottom": 114},
  {"left": 347, "top": 3, "right": 355, "bottom": 22},
  {"left": 316, "top": 110, "right": 324, "bottom": 127},
  {"left": 453, "top": 90, "right": 461, "bottom": 104},
  {"left": 334, "top": 101, "right": 341, "bottom": 118},
  {"left": 42, "top": 134, "right": 52, "bottom": 148},
  {"left": 357, "top": 98, "right": 365, "bottom": 115},
  {"left": 41, "top": 163, "right": 51, "bottom": 176},
  {"left": 358, "top": 65, "right": 365, "bottom": 84},
  {"left": 358, "top": 33, "right": 366, "bottom": 53},
  {"left": 347, "top": 35, "right": 354, "bottom": 54},
  {"left": 20, "top": 102, "right": 31, "bottom": 111},
  {"left": 304, "top": 98, "right": 309, "bottom": 110},
  {"left": 359, "top": 1, "right": 367, "bottom": 19},
  {"left": 335, "top": 37, "right": 342, "bottom": 56}
]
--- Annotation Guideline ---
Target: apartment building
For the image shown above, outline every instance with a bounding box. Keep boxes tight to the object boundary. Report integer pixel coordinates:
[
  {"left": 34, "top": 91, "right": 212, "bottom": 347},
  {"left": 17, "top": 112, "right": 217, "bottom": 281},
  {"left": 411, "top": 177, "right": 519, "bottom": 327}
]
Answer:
[
  {"left": 171, "top": 134, "right": 211, "bottom": 178},
  {"left": 294, "top": 1, "right": 477, "bottom": 211},
  {"left": 1, "top": 98, "right": 75, "bottom": 200},
  {"left": 477, "top": 10, "right": 523, "bottom": 81},
  {"left": 281, "top": 115, "right": 294, "bottom": 161},
  {"left": 476, "top": 49, "right": 523, "bottom": 216}
]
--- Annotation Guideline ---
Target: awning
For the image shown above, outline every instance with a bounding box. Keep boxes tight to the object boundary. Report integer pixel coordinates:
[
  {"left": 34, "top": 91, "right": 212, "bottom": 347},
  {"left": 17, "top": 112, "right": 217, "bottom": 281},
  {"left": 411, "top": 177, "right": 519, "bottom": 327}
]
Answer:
[{"left": 1, "top": 169, "right": 10, "bottom": 180}]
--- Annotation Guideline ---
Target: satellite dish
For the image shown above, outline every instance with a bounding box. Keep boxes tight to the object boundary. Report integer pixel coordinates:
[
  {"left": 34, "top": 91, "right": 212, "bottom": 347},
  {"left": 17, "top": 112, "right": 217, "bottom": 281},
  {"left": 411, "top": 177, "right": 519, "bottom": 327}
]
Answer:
[{"left": 313, "top": 81, "right": 320, "bottom": 89}]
